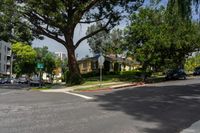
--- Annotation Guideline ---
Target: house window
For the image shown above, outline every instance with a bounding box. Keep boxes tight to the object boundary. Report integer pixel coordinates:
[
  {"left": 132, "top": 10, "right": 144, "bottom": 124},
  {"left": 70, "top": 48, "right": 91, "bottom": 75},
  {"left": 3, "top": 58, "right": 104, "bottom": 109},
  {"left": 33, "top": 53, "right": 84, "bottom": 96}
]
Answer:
[
  {"left": 93, "top": 63, "right": 97, "bottom": 69},
  {"left": 83, "top": 62, "right": 87, "bottom": 68}
]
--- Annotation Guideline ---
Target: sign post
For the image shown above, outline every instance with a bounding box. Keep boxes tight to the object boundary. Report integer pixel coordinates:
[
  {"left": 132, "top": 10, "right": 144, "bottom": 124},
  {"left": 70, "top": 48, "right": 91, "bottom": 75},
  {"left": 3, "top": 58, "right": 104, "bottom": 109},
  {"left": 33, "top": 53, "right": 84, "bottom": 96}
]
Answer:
[
  {"left": 98, "top": 55, "right": 105, "bottom": 87},
  {"left": 37, "top": 63, "right": 44, "bottom": 87}
]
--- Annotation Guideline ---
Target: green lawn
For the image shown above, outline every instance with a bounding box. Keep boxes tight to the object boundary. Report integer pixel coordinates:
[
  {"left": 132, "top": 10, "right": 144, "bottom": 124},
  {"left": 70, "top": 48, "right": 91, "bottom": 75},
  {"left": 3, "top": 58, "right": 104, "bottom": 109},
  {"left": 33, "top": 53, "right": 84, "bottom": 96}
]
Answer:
[{"left": 83, "top": 74, "right": 142, "bottom": 84}]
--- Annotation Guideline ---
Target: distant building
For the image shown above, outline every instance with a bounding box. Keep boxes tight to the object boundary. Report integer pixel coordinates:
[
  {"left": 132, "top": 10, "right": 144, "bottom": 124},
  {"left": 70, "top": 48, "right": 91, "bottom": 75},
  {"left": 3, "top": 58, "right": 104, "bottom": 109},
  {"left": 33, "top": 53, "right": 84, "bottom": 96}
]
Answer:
[
  {"left": 0, "top": 40, "right": 12, "bottom": 77},
  {"left": 78, "top": 54, "right": 141, "bottom": 74},
  {"left": 55, "top": 52, "right": 67, "bottom": 61}
]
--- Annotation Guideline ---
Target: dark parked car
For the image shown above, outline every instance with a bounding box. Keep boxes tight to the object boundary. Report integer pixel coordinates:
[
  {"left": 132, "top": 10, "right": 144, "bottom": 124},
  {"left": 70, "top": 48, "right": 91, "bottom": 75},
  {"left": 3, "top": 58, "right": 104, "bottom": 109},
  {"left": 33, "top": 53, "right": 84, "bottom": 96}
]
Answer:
[
  {"left": 30, "top": 77, "right": 43, "bottom": 86},
  {"left": 0, "top": 78, "right": 11, "bottom": 84},
  {"left": 165, "top": 69, "right": 187, "bottom": 80},
  {"left": 193, "top": 67, "right": 200, "bottom": 76},
  {"left": 18, "top": 77, "right": 28, "bottom": 84},
  {"left": 0, "top": 78, "right": 6, "bottom": 84}
]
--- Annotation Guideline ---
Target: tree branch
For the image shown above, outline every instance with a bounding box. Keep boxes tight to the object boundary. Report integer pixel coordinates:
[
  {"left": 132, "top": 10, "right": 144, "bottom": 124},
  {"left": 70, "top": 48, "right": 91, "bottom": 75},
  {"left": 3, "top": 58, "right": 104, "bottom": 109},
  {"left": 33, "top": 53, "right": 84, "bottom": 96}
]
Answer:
[
  {"left": 23, "top": 11, "right": 66, "bottom": 45},
  {"left": 75, "top": 17, "right": 112, "bottom": 49},
  {"left": 81, "top": 0, "right": 100, "bottom": 13},
  {"left": 73, "top": 0, "right": 99, "bottom": 25},
  {"left": 25, "top": 10, "right": 64, "bottom": 30},
  {"left": 34, "top": 24, "right": 66, "bottom": 45},
  {"left": 79, "top": 14, "right": 110, "bottom": 24}
]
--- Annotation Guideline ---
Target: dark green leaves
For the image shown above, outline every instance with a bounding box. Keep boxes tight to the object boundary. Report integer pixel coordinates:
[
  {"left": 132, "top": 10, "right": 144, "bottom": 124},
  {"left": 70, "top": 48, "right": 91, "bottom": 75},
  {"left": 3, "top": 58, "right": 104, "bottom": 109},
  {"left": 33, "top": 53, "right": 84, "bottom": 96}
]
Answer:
[{"left": 124, "top": 7, "right": 200, "bottom": 71}]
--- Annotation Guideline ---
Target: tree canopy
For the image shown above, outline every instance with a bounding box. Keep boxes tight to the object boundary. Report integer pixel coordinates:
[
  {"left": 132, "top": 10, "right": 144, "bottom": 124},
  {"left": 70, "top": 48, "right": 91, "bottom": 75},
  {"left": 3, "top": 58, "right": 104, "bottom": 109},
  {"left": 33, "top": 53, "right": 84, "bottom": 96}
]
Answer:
[
  {"left": 87, "top": 25, "right": 124, "bottom": 55},
  {"left": 124, "top": 7, "right": 200, "bottom": 72},
  {"left": 0, "top": 0, "right": 144, "bottom": 84},
  {"left": 0, "top": 0, "right": 34, "bottom": 43},
  {"left": 12, "top": 42, "right": 37, "bottom": 76}
]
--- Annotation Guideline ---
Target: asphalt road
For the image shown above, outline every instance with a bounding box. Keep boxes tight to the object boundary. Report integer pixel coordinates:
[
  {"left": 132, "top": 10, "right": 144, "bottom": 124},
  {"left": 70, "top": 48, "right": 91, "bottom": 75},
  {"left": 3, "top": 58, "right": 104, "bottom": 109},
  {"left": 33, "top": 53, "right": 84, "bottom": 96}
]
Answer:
[{"left": 0, "top": 78, "right": 200, "bottom": 133}]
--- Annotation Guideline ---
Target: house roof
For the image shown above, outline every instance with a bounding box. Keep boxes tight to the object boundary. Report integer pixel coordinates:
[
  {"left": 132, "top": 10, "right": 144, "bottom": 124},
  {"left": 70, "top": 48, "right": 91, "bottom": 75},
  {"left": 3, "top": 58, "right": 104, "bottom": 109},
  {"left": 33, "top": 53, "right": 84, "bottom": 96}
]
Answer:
[{"left": 78, "top": 54, "right": 140, "bottom": 65}]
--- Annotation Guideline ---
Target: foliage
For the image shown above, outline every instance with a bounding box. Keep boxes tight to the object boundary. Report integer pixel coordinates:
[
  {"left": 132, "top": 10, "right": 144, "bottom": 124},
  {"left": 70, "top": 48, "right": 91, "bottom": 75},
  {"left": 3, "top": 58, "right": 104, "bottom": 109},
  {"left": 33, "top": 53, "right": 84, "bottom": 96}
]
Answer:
[
  {"left": 185, "top": 53, "right": 200, "bottom": 72},
  {"left": 1, "top": 0, "right": 144, "bottom": 85},
  {"left": 124, "top": 7, "right": 200, "bottom": 72},
  {"left": 12, "top": 44, "right": 63, "bottom": 78},
  {"left": 87, "top": 26, "right": 124, "bottom": 55},
  {"left": 167, "top": 0, "right": 200, "bottom": 20},
  {"left": 12, "top": 42, "right": 37, "bottom": 76},
  {"left": 34, "top": 47, "right": 57, "bottom": 76},
  {"left": 0, "top": 0, "right": 34, "bottom": 43}
]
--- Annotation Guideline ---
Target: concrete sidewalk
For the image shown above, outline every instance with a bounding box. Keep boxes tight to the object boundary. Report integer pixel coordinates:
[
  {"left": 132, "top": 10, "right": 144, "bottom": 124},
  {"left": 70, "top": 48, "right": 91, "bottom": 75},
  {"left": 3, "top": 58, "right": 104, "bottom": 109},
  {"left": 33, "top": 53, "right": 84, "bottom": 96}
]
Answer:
[{"left": 41, "top": 82, "right": 144, "bottom": 93}]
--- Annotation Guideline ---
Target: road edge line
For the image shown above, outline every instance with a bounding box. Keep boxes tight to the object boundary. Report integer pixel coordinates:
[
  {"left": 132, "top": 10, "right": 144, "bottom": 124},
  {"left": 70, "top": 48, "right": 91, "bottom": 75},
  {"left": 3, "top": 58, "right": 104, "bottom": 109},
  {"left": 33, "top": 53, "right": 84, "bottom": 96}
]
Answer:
[{"left": 64, "top": 91, "right": 94, "bottom": 100}]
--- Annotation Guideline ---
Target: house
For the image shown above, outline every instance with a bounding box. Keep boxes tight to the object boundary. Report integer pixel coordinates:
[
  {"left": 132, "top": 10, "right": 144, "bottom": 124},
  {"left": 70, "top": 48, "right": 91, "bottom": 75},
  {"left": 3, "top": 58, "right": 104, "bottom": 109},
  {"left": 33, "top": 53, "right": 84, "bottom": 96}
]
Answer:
[
  {"left": 0, "top": 40, "right": 12, "bottom": 77},
  {"left": 78, "top": 54, "right": 141, "bottom": 74}
]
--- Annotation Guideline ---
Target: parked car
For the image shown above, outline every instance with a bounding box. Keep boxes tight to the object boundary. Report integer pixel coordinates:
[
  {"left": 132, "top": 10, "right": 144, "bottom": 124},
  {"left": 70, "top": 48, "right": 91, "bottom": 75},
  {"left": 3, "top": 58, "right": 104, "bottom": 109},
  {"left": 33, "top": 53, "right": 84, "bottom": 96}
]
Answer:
[
  {"left": 0, "top": 78, "right": 11, "bottom": 84},
  {"left": 165, "top": 69, "right": 187, "bottom": 80},
  {"left": 18, "top": 77, "right": 29, "bottom": 84},
  {"left": 30, "top": 77, "right": 43, "bottom": 86},
  {"left": 0, "top": 78, "right": 6, "bottom": 84},
  {"left": 193, "top": 67, "right": 200, "bottom": 76}
]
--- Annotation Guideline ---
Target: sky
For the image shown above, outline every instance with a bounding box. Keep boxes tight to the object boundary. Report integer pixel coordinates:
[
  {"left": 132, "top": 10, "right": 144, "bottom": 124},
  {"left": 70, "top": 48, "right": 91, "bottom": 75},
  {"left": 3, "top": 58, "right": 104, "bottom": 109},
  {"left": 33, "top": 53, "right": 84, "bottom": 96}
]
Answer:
[
  {"left": 32, "top": 24, "right": 92, "bottom": 60},
  {"left": 32, "top": 0, "right": 168, "bottom": 60}
]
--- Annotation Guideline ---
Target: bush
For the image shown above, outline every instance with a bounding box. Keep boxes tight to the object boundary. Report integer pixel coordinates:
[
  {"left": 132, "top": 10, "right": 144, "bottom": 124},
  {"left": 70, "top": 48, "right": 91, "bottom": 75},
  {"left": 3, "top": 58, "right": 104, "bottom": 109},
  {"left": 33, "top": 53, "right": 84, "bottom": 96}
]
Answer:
[
  {"left": 120, "top": 70, "right": 143, "bottom": 77},
  {"left": 81, "top": 71, "right": 99, "bottom": 78}
]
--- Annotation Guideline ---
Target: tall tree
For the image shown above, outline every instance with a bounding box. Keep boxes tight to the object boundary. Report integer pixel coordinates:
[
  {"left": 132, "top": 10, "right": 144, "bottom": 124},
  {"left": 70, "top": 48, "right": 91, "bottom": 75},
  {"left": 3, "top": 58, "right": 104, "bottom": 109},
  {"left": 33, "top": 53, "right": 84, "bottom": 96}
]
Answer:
[
  {"left": 12, "top": 42, "right": 37, "bottom": 77},
  {"left": 87, "top": 25, "right": 124, "bottom": 55},
  {"left": 34, "top": 47, "right": 57, "bottom": 76},
  {"left": 124, "top": 7, "right": 200, "bottom": 72},
  {"left": 1, "top": 0, "right": 144, "bottom": 84},
  {"left": 166, "top": 0, "right": 200, "bottom": 20},
  {"left": 0, "top": 0, "right": 34, "bottom": 43}
]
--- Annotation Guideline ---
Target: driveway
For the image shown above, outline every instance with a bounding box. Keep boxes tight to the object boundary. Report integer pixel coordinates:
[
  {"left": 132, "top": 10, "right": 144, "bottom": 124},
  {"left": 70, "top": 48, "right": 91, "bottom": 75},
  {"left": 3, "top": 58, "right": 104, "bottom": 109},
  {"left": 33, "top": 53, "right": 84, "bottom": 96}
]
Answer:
[{"left": 0, "top": 78, "right": 200, "bottom": 133}]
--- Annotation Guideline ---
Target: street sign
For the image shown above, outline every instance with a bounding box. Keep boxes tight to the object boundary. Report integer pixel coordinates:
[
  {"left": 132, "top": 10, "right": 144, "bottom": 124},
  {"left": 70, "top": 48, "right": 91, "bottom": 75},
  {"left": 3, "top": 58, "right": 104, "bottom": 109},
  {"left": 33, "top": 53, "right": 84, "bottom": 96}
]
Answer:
[
  {"left": 98, "top": 55, "right": 105, "bottom": 68},
  {"left": 37, "top": 63, "right": 44, "bottom": 69}
]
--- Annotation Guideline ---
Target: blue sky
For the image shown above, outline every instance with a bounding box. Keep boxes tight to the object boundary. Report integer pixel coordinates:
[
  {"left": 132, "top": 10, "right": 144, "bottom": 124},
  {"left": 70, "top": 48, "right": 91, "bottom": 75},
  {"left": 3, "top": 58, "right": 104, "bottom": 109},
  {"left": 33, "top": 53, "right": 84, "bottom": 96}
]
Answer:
[
  {"left": 32, "top": 24, "right": 92, "bottom": 60},
  {"left": 32, "top": 0, "right": 168, "bottom": 59}
]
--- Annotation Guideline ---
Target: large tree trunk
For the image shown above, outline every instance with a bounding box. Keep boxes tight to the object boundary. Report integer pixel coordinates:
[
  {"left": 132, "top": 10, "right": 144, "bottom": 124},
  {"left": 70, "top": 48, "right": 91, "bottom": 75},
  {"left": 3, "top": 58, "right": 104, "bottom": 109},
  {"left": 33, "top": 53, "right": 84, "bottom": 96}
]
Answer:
[
  {"left": 65, "top": 32, "right": 83, "bottom": 85},
  {"left": 67, "top": 46, "right": 83, "bottom": 85}
]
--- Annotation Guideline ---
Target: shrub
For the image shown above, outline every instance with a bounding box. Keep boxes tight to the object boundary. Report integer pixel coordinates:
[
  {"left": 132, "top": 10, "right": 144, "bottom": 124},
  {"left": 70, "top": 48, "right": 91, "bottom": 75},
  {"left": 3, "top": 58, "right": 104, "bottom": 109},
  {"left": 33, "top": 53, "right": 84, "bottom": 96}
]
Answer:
[
  {"left": 120, "top": 70, "right": 142, "bottom": 77},
  {"left": 81, "top": 71, "right": 99, "bottom": 78}
]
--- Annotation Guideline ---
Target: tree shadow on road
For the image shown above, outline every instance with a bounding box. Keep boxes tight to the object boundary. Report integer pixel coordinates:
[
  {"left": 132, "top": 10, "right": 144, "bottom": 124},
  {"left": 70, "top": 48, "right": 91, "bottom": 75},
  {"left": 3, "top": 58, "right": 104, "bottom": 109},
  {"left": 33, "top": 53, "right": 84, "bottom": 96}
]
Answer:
[{"left": 94, "top": 83, "right": 200, "bottom": 133}]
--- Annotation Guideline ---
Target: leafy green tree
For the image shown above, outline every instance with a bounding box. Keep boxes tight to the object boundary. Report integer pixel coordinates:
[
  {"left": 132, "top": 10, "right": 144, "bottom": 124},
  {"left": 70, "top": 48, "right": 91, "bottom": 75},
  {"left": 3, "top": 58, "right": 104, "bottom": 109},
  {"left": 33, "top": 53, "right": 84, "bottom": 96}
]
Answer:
[
  {"left": 0, "top": 0, "right": 34, "bottom": 43},
  {"left": 185, "top": 53, "right": 200, "bottom": 72},
  {"left": 34, "top": 47, "right": 57, "bottom": 77},
  {"left": 1, "top": 0, "right": 144, "bottom": 85},
  {"left": 124, "top": 7, "right": 200, "bottom": 73},
  {"left": 12, "top": 42, "right": 37, "bottom": 77},
  {"left": 87, "top": 26, "right": 124, "bottom": 55},
  {"left": 167, "top": 0, "right": 199, "bottom": 20}
]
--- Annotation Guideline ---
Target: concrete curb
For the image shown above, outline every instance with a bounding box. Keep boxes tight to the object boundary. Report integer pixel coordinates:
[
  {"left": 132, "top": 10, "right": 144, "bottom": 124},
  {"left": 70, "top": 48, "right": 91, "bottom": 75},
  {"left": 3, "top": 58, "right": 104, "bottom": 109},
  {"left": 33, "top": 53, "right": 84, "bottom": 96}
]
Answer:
[{"left": 77, "top": 82, "right": 145, "bottom": 92}]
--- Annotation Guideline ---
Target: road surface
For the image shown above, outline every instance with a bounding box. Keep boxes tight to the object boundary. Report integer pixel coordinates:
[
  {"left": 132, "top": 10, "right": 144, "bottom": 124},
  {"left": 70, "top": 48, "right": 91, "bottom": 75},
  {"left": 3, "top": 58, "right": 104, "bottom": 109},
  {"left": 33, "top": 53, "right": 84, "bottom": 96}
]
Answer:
[{"left": 0, "top": 78, "right": 200, "bottom": 133}]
